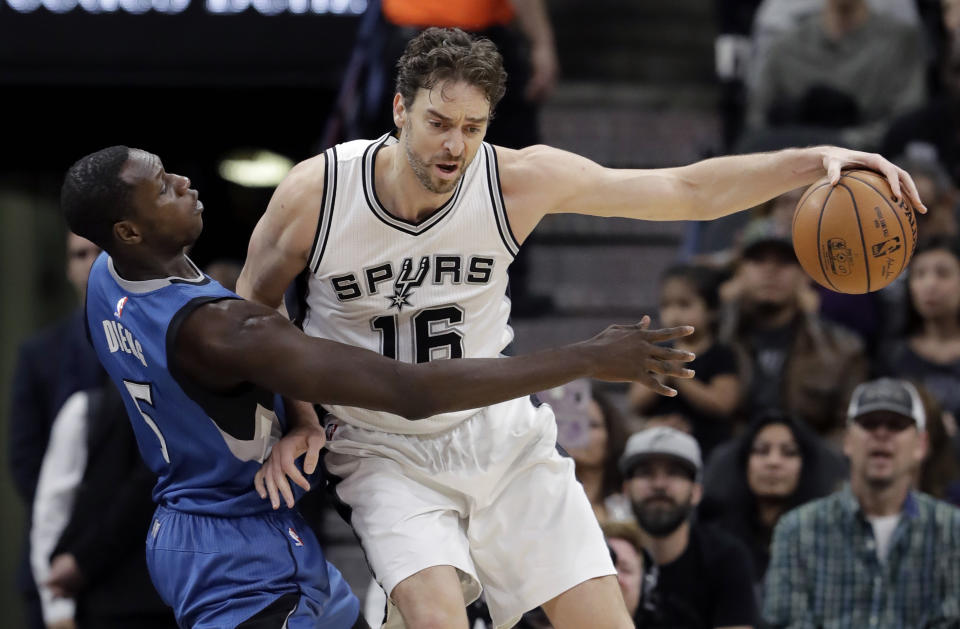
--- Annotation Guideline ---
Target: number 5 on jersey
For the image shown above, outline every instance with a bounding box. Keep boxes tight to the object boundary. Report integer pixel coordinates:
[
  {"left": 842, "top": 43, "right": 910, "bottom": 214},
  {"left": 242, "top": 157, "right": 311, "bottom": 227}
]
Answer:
[{"left": 123, "top": 379, "right": 170, "bottom": 463}]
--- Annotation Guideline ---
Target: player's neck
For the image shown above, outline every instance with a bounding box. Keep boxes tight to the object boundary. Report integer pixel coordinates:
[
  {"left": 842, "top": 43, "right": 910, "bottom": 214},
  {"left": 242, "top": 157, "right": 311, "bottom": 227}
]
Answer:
[
  {"left": 112, "top": 251, "right": 196, "bottom": 282},
  {"left": 377, "top": 143, "right": 455, "bottom": 223}
]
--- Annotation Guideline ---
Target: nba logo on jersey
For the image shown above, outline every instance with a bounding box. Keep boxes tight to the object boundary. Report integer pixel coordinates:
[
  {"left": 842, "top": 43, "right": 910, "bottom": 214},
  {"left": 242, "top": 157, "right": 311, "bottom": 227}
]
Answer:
[
  {"left": 114, "top": 296, "right": 129, "bottom": 318},
  {"left": 288, "top": 527, "right": 304, "bottom": 547}
]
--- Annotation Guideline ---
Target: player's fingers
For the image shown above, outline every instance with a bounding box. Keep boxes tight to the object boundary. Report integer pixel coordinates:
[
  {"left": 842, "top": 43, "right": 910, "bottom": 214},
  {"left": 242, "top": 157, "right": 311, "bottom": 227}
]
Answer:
[
  {"left": 648, "top": 345, "right": 697, "bottom": 362},
  {"left": 637, "top": 314, "right": 651, "bottom": 330},
  {"left": 826, "top": 159, "right": 841, "bottom": 186},
  {"left": 283, "top": 456, "right": 311, "bottom": 494},
  {"left": 899, "top": 167, "right": 927, "bottom": 213},
  {"left": 878, "top": 162, "right": 903, "bottom": 202},
  {"left": 264, "top": 466, "right": 281, "bottom": 510},
  {"left": 640, "top": 373, "right": 677, "bottom": 397},
  {"left": 646, "top": 360, "right": 696, "bottom": 379},
  {"left": 278, "top": 472, "right": 296, "bottom": 509},
  {"left": 303, "top": 433, "right": 324, "bottom": 476},
  {"left": 254, "top": 468, "right": 267, "bottom": 499},
  {"left": 643, "top": 325, "right": 695, "bottom": 342}
]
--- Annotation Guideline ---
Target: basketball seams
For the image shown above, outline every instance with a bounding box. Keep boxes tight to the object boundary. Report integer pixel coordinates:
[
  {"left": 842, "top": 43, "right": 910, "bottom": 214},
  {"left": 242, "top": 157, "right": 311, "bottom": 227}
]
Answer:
[
  {"left": 841, "top": 182, "right": 871, "bottom": 293},
  {"left": 815, "top": 185, "right": 842, "bottom": 292},
  {"left": 793, "top": 181, "right": 831, "bottom": 236},
  {"left": 844, "top": 173, "right": 911, "bottom": 277}
]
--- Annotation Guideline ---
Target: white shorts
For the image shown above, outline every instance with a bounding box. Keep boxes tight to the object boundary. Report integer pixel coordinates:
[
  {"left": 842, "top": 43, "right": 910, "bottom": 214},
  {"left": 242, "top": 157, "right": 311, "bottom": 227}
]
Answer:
[{"left": 323, "top": 396, "right": 615, "bottom": 629}]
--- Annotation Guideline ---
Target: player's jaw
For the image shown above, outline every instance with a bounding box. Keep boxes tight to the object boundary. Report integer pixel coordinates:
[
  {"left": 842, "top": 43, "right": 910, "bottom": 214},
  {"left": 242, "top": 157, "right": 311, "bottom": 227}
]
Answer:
[{"left": 405, "top": 142, "right": 465, "bottom": 195}]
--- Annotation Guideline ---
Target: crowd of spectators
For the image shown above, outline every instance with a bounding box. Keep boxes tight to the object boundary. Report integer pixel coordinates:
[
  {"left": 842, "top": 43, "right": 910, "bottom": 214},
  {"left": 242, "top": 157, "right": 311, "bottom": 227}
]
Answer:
[{"left": 9, "top": 1, "right": 960, "bottom": 628}]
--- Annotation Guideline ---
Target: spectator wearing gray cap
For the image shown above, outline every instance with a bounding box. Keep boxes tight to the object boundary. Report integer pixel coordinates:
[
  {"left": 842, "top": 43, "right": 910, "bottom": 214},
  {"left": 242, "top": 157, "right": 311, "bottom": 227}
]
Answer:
[
  {"left": 764, "top": 378, "right": 960, "bottom": 629},
  {"left": 620, "top": 426, "right": 758, "bottom": 629}
]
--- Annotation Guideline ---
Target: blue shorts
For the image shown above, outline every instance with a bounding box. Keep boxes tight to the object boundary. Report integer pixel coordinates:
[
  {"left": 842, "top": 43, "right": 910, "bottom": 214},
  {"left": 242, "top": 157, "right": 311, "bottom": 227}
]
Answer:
[{"left": 146, "top": 505, "right": 359, "bottom": 629}]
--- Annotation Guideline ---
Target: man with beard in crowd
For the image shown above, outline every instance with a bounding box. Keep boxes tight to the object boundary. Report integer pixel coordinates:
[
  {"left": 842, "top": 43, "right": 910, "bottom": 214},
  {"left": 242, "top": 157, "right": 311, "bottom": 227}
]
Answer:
[{"left": 620, "top": 427, "right": 758, "bottom": 629}]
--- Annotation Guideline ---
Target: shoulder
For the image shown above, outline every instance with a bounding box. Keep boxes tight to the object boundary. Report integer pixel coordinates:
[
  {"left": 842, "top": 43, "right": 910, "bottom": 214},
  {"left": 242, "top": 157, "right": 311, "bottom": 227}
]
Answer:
[
  {"left": 911, "top": 491, "right": 960, "bottom": 530},
  {"left": 274, "top": 153, "right": 328, "bottom": 206},
  {"left": 492, "top": 143, "right": 549, "bottom": 178},
  {"left": 811, "top": 316, "right": 865, "bottom": 354},
  {"left": 175, "top": 297, "right": 276, "bottom": 340},
  {"left": 171, "top": 297, "right": 289, "bottom": 389},
  {"left": 335, "top": 137, "right": 379, "bottom": 160},
  {"left": 775, "top": 493, "right": 840, "bottom": 536},
  {"left": 492, "top": 143, "right": 608, "bottom": 210}
]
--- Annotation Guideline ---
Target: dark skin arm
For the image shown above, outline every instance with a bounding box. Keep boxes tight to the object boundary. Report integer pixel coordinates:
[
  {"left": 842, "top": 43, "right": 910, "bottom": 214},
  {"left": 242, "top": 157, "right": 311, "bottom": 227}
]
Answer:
[
  {"left": 175, "top": 299, "right": 695, "bottom": 420},
  {"left": 175, "top": 299, "right": 696, "bottom": 507}
]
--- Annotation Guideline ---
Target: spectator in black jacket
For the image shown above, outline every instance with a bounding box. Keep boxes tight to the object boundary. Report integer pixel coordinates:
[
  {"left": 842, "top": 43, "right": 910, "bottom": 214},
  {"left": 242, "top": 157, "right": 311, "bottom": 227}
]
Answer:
[{"left": 621, "top": 427, "right": 759, "bottom": 629}]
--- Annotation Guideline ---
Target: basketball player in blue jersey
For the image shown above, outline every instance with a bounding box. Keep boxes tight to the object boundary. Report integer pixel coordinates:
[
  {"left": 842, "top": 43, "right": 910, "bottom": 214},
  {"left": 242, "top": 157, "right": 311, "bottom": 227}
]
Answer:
[
  {"left": 62, "top": 146, "right": 701, "bottom": 629},
  {"left": 238, "top": 28, "right": 927, "bottom": 629}
]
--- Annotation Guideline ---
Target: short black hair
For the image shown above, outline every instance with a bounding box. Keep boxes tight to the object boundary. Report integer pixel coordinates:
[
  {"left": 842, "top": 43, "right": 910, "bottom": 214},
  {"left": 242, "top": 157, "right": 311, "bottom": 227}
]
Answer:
[
  {"left": 61, "top": 146, "right": 132, "bottom": 250},
  {"left": 661, "top": 264, "right": 723, "bottom": 312}
]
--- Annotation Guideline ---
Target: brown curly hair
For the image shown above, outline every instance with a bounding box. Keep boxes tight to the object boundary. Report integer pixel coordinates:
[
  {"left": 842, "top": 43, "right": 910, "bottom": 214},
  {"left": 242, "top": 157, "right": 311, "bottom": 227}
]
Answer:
[{"left": 395, "top": 27, "right": 507, "bottom": 115}]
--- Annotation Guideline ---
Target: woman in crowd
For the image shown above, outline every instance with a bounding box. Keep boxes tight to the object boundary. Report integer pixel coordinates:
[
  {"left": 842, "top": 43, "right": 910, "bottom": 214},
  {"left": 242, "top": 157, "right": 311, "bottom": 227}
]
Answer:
[
  {"left": 630, "top": 264, "right": 742, "bottom": 460},
  {"left": 883, "top": 236, "right": 960, "bottom": 420},
  {"left": 698, "top": 411, "right": 838, "bottom": 597}
]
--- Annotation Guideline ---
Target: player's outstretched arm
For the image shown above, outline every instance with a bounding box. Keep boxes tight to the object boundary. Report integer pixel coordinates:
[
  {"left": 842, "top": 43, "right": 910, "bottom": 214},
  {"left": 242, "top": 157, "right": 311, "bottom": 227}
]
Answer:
[
  {"left": 497, "top": 145, "right": 926, "bottom": 241},
  {"left": 173, "top": 299, "right": 696, "bottom": 420}
]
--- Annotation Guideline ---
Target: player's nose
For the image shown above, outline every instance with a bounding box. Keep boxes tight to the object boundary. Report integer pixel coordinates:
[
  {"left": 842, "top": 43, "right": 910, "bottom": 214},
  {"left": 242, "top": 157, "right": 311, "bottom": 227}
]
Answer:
[
  {"left": 170, "top": 174, "right": 191, "bottom": 192},
  {"left": 443, "top": 130, "right": 465, "bottom": 156}
]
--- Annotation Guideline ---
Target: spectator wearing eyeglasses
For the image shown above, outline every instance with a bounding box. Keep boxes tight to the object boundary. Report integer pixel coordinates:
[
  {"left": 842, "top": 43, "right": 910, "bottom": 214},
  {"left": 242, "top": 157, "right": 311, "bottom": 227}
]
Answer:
[{"left": 763, "top": 378, "right": 960, "bottom": 629}]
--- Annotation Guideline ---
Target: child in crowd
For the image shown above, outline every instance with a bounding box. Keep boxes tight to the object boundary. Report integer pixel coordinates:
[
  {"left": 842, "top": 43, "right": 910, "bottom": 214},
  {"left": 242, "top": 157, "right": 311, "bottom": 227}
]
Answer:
[{"left": 630, "top": 265, "right": 742, "bottom": 459}]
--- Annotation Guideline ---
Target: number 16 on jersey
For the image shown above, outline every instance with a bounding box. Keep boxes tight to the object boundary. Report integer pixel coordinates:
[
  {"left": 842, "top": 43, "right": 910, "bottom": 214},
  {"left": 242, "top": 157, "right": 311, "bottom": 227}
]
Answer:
[{"left": 371, "top": 304, "right": 465, "bottom": 363}]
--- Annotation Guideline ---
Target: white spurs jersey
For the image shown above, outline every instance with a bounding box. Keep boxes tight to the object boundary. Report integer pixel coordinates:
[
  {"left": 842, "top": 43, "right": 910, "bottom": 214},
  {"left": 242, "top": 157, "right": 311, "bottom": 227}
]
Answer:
[{"left": 296, "top": 134, "right": 520, "bottom": 434}]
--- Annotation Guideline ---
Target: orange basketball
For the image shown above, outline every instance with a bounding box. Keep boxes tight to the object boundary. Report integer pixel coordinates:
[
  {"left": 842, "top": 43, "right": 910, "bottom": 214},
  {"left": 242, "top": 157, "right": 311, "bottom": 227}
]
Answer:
[{"left": 791, "top": 169, "right": 918, "bottom": 294}]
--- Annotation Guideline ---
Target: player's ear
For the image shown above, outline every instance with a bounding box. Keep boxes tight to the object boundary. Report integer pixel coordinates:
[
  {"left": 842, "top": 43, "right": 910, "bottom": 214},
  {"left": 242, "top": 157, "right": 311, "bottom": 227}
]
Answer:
[
  {"left": 393, "top": 93, "right": 406, "bottom": 129},
  {"left": 114, "top": 220, "right": 142, "bottom": 246}
]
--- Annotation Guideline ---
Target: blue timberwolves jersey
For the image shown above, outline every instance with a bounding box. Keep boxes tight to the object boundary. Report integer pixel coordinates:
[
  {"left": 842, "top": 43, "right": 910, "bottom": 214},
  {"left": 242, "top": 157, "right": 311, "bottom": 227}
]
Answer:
[{"left": 85, "top": 253, "right": 293, "bottom": 516}]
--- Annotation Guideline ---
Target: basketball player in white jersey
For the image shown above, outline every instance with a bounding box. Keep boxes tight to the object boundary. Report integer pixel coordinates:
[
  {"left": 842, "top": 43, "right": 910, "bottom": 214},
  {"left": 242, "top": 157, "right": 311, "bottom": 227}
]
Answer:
[{"left": 237, "top": 27, "right": 925, "bottom": 629}]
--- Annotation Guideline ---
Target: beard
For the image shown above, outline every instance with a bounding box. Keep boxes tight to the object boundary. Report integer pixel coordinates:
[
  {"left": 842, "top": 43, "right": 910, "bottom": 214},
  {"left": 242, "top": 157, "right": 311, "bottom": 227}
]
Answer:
[
  {"left": 403, "top": 131, "right": 463, "bottom": 195},
  {"left": 632, "top": 494, "right": 693, "bottom": 538}
]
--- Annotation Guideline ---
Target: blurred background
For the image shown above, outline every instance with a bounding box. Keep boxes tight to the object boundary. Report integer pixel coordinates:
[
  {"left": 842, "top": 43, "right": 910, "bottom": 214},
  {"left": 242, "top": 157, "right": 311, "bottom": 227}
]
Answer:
[{"left": 2, "top": 0, "right": 958, "bottom": 626}]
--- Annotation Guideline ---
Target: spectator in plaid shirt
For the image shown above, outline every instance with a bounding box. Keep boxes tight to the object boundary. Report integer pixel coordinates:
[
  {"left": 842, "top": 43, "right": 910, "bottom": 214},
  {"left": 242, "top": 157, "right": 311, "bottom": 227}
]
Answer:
[{"left": 763, "top": 378, "right": 960, "bottom": 628}]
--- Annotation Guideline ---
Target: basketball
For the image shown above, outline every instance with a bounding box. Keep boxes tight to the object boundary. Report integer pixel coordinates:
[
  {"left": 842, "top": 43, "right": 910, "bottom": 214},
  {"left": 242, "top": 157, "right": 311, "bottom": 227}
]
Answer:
[{"left": 791, "top": 169, "right": 918, "bottom": 294}]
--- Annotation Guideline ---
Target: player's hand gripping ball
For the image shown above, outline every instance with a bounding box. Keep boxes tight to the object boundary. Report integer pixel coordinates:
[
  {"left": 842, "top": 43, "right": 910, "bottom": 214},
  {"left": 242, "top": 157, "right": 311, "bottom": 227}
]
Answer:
[{"left": 792, "top": 169, "right": 918, "bottom": 294}]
